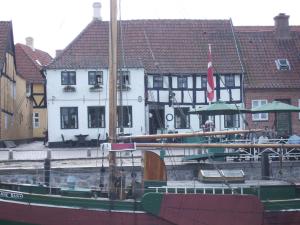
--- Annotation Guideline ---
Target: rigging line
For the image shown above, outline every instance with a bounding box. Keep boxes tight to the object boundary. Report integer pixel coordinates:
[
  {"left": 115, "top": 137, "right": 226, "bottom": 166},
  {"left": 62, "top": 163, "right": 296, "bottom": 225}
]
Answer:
[
  {"left": 229, "top": 18, "right": 251, "bottom": 91},
  {"left": 144, "top": 30, "right": 173, "bottom": 132},
  {"left": 118, "top": 2, "right": 133, "bottom": 136},
  {"left": 146, "top": 31, "right": 195, "bottom": 132},
  {"left": 213, "top": 65, "right": 249, "bottom": 129},
  {"left": 144, "top": 29, "right": 194, "bottom": 134},
  {"left": 172, "top": 97, "right": 196, "bottom": 133},
  {"left": 165, "top": 147, "right": 178, "bottom": 180},
  {"left": 207, "top": 154, "right": 233, "bottom": 191}
]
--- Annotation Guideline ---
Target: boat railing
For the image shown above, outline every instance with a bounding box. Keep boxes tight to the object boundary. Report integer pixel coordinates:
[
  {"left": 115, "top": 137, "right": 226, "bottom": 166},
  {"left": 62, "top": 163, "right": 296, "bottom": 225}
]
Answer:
[{"left": 147, "top": 186, "right": 247, "bottom": 195}]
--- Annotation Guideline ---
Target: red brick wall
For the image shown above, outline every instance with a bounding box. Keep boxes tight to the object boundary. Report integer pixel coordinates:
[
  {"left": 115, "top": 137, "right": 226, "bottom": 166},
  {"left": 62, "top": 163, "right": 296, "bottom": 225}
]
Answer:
[{"left": 245, "top": 88, "right": 300, "bottom": 135}]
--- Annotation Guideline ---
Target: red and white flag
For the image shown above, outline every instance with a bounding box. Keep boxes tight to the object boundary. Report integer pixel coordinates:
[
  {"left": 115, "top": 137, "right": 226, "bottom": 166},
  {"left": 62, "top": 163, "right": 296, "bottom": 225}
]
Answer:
[{"left": 207, "top": 44, "right": 215, "bottom": 102}]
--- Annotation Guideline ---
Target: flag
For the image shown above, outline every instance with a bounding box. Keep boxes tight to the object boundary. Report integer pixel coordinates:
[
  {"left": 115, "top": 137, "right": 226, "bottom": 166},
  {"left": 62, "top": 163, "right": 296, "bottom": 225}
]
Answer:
[{"left": 207, "top": 44, "right": 214, "bottom": 102}]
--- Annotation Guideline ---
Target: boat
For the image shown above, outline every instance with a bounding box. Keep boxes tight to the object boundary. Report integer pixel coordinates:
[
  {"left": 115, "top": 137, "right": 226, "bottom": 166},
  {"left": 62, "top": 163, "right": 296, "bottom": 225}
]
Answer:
[{"left": 1, "top": 1, "right": 300, "bottom": 225}]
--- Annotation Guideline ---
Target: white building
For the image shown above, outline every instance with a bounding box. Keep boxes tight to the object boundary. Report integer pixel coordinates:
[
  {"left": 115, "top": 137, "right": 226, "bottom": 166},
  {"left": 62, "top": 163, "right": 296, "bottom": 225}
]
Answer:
[
  {"left": 46, "top": 68, "right": 146, "bottom": 146},
  {"left": 45, "top": 4, "right": 245, "bottom": 146}
]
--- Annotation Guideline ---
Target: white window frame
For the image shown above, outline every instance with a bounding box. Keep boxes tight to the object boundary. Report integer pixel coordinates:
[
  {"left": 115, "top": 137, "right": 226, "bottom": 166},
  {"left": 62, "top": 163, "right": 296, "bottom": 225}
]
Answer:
[
  {"left": 275, "top": 59, "right": 291, "bottom": 71},
  {"left": 117, "top": 71, "right": 130, "bottom": 86},
  {"left": 224, "top": 114, "right": 240, "bottom": 128},
  {"left": 252, "top": 100, "right": 268, "bottom": 121},
  {"left": 33, "top": 112, "right": 40, "bottom": 128},
  {"left": 13, "top": 83, "right": 16, "bottom": 100},
  {"left": 4, "top": 114, "right": 9, "bottom": 129},
  {"left": 88, "top": 71, "right": 103, "bottom": 85},
  {"left": 26, "top": 83, "right": 31, "bottom": 97}
]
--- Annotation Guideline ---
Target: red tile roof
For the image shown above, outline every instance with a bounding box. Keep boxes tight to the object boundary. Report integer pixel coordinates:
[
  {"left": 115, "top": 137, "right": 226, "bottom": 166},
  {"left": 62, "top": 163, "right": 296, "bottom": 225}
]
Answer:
[
  {"left": 48, "top": 19, "right": 243, "bottom": 74},
  {"left": 236, "top": 26, "right": 300, "bottom": 89},
  {"left": 15, "top": 44, "right": 52, "bottom": 83}
]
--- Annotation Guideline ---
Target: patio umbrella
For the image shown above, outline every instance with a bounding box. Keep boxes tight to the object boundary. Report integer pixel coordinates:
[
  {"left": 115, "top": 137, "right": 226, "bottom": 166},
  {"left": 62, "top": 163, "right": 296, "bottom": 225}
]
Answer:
[
  {"left": 251, "top": 101, "right": 300, "bottom": 138},
  {"left": 251, "top": 101, "right": 300, "bottom": 113},
  {"left": 189, "top": 101, "right": 250, "bottom": 132},
  {"left": 189, "top": 101, "right": 250, "bottom": 115}
]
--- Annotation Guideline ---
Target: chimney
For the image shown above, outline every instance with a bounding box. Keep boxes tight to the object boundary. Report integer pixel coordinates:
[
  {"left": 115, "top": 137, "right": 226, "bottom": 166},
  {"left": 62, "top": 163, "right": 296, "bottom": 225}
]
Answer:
[
  {"left": 274, "top": 13, "right": 291, "bottom": 40},
  {"left": 25, "top": 37, "right": 35, "bottom": 51},
  {"left": 56, "top": 50, "right": 63, "bottom": 57},
  {"left": 93, "top": 2, "right": 102, "bottom": 20}
]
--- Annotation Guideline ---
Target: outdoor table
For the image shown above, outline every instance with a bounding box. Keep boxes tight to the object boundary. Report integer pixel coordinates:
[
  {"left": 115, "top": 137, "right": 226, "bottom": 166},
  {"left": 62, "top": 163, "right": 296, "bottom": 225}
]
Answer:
[{"left": 75, "top": 134, "right": 89, "bottom": 147}]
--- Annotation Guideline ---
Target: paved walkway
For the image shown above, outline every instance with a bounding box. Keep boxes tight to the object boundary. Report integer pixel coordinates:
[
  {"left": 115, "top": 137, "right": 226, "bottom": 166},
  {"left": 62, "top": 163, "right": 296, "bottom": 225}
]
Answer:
[{"left": 0, "top": 141, "right": 195, "bottom": 169}]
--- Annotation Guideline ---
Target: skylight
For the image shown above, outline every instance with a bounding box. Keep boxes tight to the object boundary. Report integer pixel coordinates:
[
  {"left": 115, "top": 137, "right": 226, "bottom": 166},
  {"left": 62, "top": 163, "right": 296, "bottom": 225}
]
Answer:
[
  {"left": 35, "top": 60, "right": 42, "bottom": 66},
  {"left": 275, "top": 59, "right": 290, "bottom": 71}
]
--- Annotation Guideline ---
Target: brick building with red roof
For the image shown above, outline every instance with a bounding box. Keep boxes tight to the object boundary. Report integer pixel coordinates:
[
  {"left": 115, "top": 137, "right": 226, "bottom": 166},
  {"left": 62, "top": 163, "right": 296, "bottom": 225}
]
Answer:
[{"left": 236, "top": 13, "right": 300, "bottom": 137}]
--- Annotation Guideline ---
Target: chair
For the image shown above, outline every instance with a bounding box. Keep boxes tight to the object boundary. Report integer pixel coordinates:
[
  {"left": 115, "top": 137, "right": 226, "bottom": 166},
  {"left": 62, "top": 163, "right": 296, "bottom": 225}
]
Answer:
[
  {"left": 61, "top": 134, "right": 73, "bottom": 147},
  {"left": 91, "top": 134, "right": 101, "bottom": 147}
]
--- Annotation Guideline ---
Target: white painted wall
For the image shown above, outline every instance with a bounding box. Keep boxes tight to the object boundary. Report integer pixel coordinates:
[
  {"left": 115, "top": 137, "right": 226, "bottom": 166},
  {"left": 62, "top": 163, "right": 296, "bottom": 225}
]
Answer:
[{"left": 46, "top": 68, "right": 145, "bottom": 142}]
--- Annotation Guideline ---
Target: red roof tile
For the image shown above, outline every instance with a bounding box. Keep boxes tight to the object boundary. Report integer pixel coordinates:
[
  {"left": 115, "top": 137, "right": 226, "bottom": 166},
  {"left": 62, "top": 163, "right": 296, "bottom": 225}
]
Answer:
[
  {"left": 48, "top": 19, "right": 243, "bottom": 74},
  {"left": 236, "top": 26, "right": 300, "bottom": 89},
  {"left": 15, "top": 44, "right": 52, "bottom": 83}
]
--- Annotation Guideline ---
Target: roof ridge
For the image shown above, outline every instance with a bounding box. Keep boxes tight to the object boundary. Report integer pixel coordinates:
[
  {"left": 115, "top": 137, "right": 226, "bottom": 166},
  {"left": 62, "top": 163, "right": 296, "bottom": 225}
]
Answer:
[
  {"left": 17, "top": 44, "right": 45, "bottom": 71},
  {"left": 16, "top": 43, "right": 52, "bottom": 66},
  {"left": 15, "top": 44, "right": 43, "bottom": 79},
  {"left": 48, "top": 19, "right": 100, "bottom": 68}
]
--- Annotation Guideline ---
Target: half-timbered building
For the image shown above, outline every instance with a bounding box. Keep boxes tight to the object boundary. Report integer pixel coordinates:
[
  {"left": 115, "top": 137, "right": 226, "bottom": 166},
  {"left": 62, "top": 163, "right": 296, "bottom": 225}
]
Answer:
[
  {"left": 45, "top": 5, "right": 245, "bottom": 146},
  {"left": 15, "top": 37, "right": 53, "bottom": 139},
  {"left": 0, "top": 21, "right": 33, "bottom": 143}
]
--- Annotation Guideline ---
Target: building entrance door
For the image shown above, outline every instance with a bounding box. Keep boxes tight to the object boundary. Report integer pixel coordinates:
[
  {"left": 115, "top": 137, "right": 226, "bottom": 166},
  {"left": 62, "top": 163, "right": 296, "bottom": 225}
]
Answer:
[
  {"left": 275, "top": 99, "right": 292, "bottom": 138},
  {"left": 149, "top": 105, "right": 165, "bottom": 134}
]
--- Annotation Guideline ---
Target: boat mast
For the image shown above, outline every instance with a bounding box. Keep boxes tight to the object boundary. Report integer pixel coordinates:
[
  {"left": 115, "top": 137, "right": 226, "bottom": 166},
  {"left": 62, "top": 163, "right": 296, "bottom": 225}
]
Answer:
[{"left": 108, "top": 0, "right": 118, "bottom": 199}]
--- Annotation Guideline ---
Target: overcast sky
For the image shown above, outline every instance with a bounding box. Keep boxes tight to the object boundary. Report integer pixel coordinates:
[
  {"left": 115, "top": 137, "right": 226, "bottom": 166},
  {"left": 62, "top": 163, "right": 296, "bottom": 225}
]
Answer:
[{"left": 1, "top": 0, "right": 299, "bottom": 57}]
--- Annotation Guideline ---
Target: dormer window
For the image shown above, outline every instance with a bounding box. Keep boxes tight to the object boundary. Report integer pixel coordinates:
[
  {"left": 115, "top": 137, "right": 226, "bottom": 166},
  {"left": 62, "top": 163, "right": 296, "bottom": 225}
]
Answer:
[{"left": 275, "top": 59, "right": 290, "bottom": 71}]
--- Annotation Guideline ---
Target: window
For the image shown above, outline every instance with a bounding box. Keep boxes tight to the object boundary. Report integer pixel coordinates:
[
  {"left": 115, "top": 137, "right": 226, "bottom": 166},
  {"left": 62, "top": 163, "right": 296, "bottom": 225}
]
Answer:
[
  {"left": 224, "top": 114, "right": 240, "bottom": 128},
  {"left": 11, "top": 83, "right": 16, "bottom": 100},
  {"left": 174, "top": 108, "right": 190, "bottom": 129},
  {"left": 61, "top": 71, "right": 76, "bottom": 85},
  {"left": 26, "top": 83, "right": 31, "bottom": 97},
  {"left": 275, "top": 59, "right": 290, "bottom": 71},
  {"left": 33, "top": 112, "right": 40, "bottom": 128},
  {"left": 252, "top": 100, "right": 268, "bottom": 121},
  {"left": 117, "top": 71, "right": 130, "bottom": 86},
  {"left": 88, "top": 106, "right": 105, "bottom": 128},
  {"left": 60, "top": 107, "right": 78, "bottom": 129},
  {"left": 117, "top": 106, "right": 132, "bottom": 128},
  {"left": 88, "top": 71, "right": 103, "bottom": 85},
  {"left": 178, "top": 77, "right": 188, "bottom": 89},
  {"left": 225, "top": 75, "right": 235, "bottom": 87},
  {"left": 201, "top": 76, "right": 207, "bottom": 89},
  {"left": 4, "top": 114, "right": 9, "bottom": 129},
  {"left": 153, "top": 76, "right": 163, "bottom": 88},
  {"left": 199, "top": 114, "right": 208, "bottom": 128}
]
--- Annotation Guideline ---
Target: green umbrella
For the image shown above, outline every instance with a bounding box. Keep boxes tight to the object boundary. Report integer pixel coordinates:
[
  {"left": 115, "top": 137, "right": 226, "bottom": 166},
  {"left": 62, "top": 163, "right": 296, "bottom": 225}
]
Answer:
[
  {"left": 189, "top": 101, "right": 250, "bottom": 115},
  {"left": 251, "top": 101, "right": 300, "bottom": 113}
]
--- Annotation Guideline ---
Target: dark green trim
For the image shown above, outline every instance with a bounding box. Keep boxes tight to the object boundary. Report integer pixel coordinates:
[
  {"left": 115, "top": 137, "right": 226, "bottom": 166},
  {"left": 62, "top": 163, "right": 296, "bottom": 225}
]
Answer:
[
  {"left": 263, "top": 199, "right": 300, "bottom": 211},
  {"left": 141, "top": 192, "right": 163, "bottom": 216},
  {"left": 0, "top": 190, "right": 143, "bottom": 212},
  {"left": 0, "top": 220, "right": 36, "bottom": 225}
]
